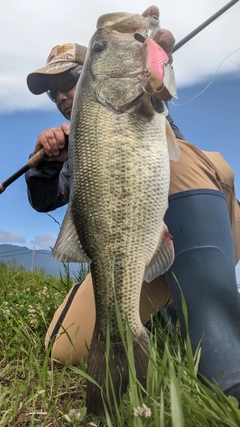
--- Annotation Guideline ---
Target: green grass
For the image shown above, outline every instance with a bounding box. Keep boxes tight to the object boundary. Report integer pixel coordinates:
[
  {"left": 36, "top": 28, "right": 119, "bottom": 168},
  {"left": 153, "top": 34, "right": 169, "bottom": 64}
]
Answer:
[{"left": 0, "top": 262, "right": 240, "bottom": 426}]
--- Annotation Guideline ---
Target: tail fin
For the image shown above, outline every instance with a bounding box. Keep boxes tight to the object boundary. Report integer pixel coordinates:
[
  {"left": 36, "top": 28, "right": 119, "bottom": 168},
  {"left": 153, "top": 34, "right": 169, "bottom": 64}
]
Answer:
[{"left": 86, "top": 332, "right": 150, "bottom": 416}]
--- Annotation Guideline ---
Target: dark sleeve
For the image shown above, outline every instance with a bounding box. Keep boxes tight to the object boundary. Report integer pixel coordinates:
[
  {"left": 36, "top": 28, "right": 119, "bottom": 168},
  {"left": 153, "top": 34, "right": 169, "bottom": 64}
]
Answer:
[
  {"left": 25, "top": 155, "right": 70, "bottom": 212},
  {"left": 151, "top": 99, "right": 185, "bottom": 140}
]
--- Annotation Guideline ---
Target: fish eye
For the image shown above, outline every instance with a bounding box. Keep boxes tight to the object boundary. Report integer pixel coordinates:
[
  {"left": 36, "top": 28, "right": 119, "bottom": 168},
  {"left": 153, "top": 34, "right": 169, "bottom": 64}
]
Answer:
[{"left": 93, "top": 41, "right": 106, "bottom": 53}]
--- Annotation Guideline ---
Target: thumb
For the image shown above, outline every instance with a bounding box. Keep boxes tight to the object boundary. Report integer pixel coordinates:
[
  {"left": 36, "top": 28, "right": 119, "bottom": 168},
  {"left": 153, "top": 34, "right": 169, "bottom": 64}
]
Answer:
[
  {"left": 141, "top": 5, "right": 159, "bottom": 18},
  {"left": 61, "top": 122, "right": 70, "bottom": 135}
]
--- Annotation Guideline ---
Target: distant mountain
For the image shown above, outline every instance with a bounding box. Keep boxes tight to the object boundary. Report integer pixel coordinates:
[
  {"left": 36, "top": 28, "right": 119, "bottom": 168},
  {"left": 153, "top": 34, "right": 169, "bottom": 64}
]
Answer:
[{"left": 0, "top": 244, "right": 86, "bottom": 278}]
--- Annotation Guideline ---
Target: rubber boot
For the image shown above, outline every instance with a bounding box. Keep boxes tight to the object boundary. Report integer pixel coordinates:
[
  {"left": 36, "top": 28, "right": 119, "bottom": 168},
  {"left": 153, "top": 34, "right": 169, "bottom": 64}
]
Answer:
[
  {"left": 164, "top": 189, "right": 240, "bottom": 399},
  {"left": 156, "top": 303, "right": 178, "bottom": 330}
]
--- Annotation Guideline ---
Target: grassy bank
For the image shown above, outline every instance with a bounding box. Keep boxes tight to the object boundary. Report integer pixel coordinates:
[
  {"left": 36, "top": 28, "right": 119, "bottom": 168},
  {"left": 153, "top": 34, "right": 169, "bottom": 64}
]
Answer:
[{"left": 0, "top": 262, "right": 240, "bottom": 426}]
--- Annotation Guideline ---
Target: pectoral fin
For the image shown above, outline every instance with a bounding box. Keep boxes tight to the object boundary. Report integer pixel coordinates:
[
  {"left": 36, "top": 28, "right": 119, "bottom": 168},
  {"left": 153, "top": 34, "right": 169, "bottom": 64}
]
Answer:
[
  {"left": 166, "top": 120, "right": 181, "bottom": 162},
  {"left": 52, "top": 203, "right": 91, "bottom": 264},
  {"left": 144, "top": 222, "right": 174, "bottom": 283}
]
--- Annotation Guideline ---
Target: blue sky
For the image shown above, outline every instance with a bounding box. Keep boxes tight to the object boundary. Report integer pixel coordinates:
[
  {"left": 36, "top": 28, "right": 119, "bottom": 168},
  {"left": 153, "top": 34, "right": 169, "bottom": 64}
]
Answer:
[{"left": 0, "top": 0, "right": 240, "bottom": 279}]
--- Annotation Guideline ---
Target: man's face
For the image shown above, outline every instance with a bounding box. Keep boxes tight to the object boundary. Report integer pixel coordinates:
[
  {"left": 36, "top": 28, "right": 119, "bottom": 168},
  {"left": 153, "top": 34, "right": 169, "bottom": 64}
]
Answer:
[
  {"left": 56, "top": 84, "right": 77, "bottom": 120},
  {"left": 46, "top": 67, "right": 81, "bottom": 119}
]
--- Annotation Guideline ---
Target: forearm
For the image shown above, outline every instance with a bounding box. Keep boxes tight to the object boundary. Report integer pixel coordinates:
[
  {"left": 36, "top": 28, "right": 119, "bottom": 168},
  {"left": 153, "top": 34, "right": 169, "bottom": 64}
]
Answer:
[{"left": 25, "top": 156, "right": 70, "bottom": 212}]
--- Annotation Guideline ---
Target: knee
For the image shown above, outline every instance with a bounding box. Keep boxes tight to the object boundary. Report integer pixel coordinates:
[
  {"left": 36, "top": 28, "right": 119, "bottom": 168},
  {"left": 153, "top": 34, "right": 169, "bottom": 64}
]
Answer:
[{"left": 46, "top": 328, "right": 89, "bottom": 364}]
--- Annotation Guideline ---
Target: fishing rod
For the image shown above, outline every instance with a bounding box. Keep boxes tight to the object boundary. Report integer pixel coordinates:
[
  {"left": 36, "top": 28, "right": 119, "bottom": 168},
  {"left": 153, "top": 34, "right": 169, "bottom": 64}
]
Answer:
[
  {"left": 0, "top": 0, "right": 239, "bottom": 195},
  {"left": 0, "top": 149, "right": 46, "bottom": 194},
  {"left": 173, "top": 0, "right": 240, "bottom": 52}
]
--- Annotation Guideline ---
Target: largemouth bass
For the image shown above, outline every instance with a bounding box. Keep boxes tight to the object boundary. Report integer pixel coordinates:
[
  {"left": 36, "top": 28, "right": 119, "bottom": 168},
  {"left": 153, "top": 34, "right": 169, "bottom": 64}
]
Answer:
[{"left": 52, "top": 9, "right": 180, "bottom": 415}]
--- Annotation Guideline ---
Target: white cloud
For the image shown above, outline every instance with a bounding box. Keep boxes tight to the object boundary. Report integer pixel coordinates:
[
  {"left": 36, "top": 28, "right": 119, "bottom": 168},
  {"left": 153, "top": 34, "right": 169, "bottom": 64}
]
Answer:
[
  {"left": 30, "top": 234, "right": 58, "bottom": 250},
  {"left": 236, "top": 262, "right": 240, "bottom": 285},
  {"left": 0, "top": 0, "right": 239, "bottom": 113},
  {"left": 0, "top": 229, "right": 26, "bottom": 244}
]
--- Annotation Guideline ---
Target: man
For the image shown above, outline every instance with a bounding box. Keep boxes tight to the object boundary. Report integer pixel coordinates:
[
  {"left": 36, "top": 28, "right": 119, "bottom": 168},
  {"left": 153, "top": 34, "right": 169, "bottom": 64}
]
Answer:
[{"left": 26, "top": 7, "right": 240, "bottom": 402}]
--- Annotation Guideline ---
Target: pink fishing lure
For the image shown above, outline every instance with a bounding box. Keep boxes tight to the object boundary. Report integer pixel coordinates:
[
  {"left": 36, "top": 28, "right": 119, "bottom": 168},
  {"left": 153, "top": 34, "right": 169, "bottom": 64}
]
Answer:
[{"left": 142, "top": 37, "right": 169, "bottom": 91}]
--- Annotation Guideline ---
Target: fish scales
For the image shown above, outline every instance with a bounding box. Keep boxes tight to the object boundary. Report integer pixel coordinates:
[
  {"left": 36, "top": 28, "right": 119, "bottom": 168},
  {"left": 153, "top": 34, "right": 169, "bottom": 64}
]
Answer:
[
  {"left": 71, "top": 93, "right": 168, "bottom": 413},
  {"left": 52, "top": 15, "right": 180, "bottom": 415},
  {"left": 71, "top": 95, "right": 169, "bottom": 327}
]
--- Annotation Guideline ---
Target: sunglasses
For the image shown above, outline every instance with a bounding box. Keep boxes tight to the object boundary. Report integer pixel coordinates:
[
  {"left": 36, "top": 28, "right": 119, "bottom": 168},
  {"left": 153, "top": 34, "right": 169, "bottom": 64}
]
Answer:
[{"left": 46, "top": 68, "right": 81, "bottom": 102}]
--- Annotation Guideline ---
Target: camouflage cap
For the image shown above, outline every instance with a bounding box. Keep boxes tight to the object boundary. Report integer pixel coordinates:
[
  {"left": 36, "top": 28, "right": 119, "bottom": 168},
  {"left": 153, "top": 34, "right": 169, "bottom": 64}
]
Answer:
[{"left": 27, "top": 43, "right": 87, "bottom": 95}]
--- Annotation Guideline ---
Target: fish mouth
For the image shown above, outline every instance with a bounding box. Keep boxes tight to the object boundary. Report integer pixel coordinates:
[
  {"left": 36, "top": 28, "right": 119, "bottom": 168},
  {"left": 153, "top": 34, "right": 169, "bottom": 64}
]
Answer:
[
  {"left": 103, "top": 70, "right": 147, "bottom": 111},
  {"left": 124, "top": 90, "right": 145, "bottom": 109}
]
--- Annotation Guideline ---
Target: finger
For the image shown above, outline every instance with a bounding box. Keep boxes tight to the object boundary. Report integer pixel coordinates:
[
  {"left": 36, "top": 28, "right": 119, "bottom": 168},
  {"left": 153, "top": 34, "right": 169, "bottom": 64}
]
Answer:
[
  {"left": 155, "top": 29, "right": 175, "bottom": 53},
  {"left": 36, "top": 129, "right": 65, "bottom": 156},
  {"left": 48, "top": 129, "right": 66, "bottom": 154},
  {"left": 142, "top": 5, "right": 159, "bottom": 18},
  {"left": 38, "top": 134, "right": 56, "bottom": 156},
  {"left": 45, "top": 149, "right": 68, "bottom": 163},
  {"left": 61, "top": 122, "right": 70, "bottom": 136}
]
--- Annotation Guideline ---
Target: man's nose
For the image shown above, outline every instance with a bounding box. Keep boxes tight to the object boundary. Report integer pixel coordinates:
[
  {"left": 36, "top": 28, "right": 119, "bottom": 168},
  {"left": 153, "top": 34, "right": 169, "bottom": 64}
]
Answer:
[{"left": 56, "top": 91, "right": 68, "bottom": 102}]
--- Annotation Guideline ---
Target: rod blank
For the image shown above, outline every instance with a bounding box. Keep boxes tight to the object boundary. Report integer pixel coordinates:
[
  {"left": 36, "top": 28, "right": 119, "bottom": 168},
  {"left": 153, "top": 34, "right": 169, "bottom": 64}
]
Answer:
[{"left": 173, "top": 0, "right": 240, "bottom": 52}]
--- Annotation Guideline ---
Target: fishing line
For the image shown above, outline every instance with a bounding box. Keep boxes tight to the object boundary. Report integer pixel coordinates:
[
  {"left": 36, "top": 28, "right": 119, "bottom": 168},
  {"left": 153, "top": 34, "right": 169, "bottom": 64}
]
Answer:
[
  {"left": 45, "top": 212, "right": 61, "bottom": 227},
  {"left": 171, "top": 47, "right": 240, "bottom": 107}
]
